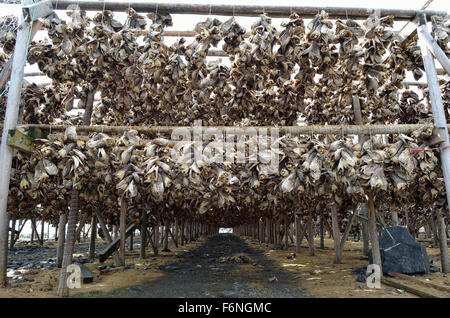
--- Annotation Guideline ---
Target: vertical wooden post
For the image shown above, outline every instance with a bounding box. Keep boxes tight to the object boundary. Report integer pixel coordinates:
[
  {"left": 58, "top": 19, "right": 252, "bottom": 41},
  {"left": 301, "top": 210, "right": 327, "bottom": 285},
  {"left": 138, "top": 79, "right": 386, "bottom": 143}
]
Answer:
[
  {"left": 265, "top": 219, "right": 268, "bottom": 243},
  {"left": 331, "top": 205, "right": 341, "bottom": 264},
  {"left": 56, "top": 212, "right": 67, "bottom": 268},
  {"left": 119, "top": 198, "right": 127, "bottom": 266},
  {"left": 418, "top": 16, "right": 450, "bottom": 217},
  {"left": 284, "top": 213, "right": 289, "bottom": 250},
  {"left": 0, "top": 12, "right": 32, "bottom": 287},
  {"left": 154, "top": 222, "right": 159, "bottom": 254},
  {"left": 352, "top": 96, "right": 370, "bottom": 257},
  {"left": 392, "top": 212, "right": 399, "bottom": 226},
  {"left": 57, "top": 189, "right": 80, "bottom": 296},
  {"left": 260, "top": 219, "right": 264, "bottom": 242},
  {"left": 180, "top": 219, "right": 185, "bottom": 246},
  {"left": 319, "top": 216, "right": 324, "bottom": 249},
  {"left": 295, "top": 213, "right": 301, "bottom": 253},
  {"left": 163, "top": 221, "right": 169, "bottom": 251},
  {"left": 273, "top": 220, "right": 278, "bottom": 247},
  {"left": 140, "top": 211, "right": 147, "bottom": 259},
  {"left": 88, "top": 216, "right": 97, "bottom": 259},
  {"left": 189, "top": 221, "right": 192, "bottom": 242},
  {"left": 339, "top": 211, "right": 356, "bottom": 253},
  {"left": 308, "top": 214, "right": 314, "bottom": 256},
  {"left": 41, "top": 220, "right": 45, "bottom": 244},
  {"left": 431, "top": 209, "right": 439, "bottom": 247},
  {"left": 435, "top": 209, "right": 449, "bottom": 273},
  {"left": 30, "top": 221, "right": 34, "bottom": 244},
  {"left": 367, "top": 193, "right": 382, "bottom": 273},
  {"left": 174, "top": 217, "right": 179, "bottom": 246},
  {"left": 129, "top": 230, "right": 134, "bottom": 251},
  {"left": 113, "top": 225, "right": 119, "bottom": 240}
]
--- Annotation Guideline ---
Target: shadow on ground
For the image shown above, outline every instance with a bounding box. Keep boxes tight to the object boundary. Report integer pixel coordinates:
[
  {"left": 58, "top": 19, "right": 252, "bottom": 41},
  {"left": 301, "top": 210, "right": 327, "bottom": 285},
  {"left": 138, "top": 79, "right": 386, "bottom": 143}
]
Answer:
[{"left": 78, "top": 234, "right": 306, "bottom": 298}]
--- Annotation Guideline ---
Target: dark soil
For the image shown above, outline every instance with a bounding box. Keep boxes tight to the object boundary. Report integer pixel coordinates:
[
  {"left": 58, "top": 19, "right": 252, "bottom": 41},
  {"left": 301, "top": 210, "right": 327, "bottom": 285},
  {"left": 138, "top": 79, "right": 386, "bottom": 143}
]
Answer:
[
  {"left": 82, "top": 234, "right": 306, "bottom": 298},
  {"left": 7, "top": 241, "right": 109, "bottom": 271}
]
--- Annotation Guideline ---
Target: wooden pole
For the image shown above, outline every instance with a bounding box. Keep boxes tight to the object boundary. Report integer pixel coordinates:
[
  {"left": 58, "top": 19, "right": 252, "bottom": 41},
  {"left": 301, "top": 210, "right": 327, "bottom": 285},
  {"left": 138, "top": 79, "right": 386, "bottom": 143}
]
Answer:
[
  {"left": 431, "top": 210, "right": 439, "bottom": 247},
  {"left": 31, "top": 219, "right": 43, "bottom": 245},
  {"left": 41, "top": 220, "right": 45, "bottom": 244},
  {"left": 140, "top": 210, "right": 147, "bottom": 259},
  {"left": 154, "top": 223, "right": 159, "bottom": 255},
  {"left": 30, "top": 223, "right": 34, "bottom": 244},
  {"left": 119, "top": 198, "right": 126, "bottom": 266},
  {"left": 284, "top": 213, "right": 289, "bottom": 250},
  {"left": 339, "top": 211, "right": 356, "bottom": 253},
  {"left": 273, "top": 220, "right": 278, "bottom": 248},
  {"left": 330, "top": 205, "right": 341, "bottom": 263},
  {"left": 163, "top": 221, "right": 169, "bottom": 251},
  {"left": 88, "top": 216, "right": 97, "bottom": 259},
  {"left": 295, "top": 217, "right": 300, "bottom": 251},
  {"left": 168, "top": 227, "right": 178, "bottom": 248},
  {"left": 56, "top": 212, "right": 67, "bottom": 268},
  {"left": 435, "top": 209, "right": 449, "bottom": 273},
  {"left": 308, "top": 214, "right": 314, "bottom": 256},
  {"left": 174, "top": 217, "right": 179, "bottom": 247},
  {"left": 392, "top": 211, "right": 399, "bottom": 226},
  {"left": 319, "top": 217, "right": 325, "bottom": 249},
  {"left": 418, "top": 16, "right": 450, "bottom": 217},
  {"left": 57, "top": 189, "right": 79, "bottom": 296},
  {"left": 352, "top": 96, "right": 370, "bottom": 257},
  {"left": 368, "top": 193, "right": 382, "bottom": 274},
  {"left": 0, "top": 11, "right": 32, "bottom": 287},
  {"left": 51, "top": 1, "right": 445, "bottom": 19},
  {"left": 74, "top": 213, "right": 87, "bottom": 243},
  {"left": 180, "top": 219, "right": 185, "bottom": 246},
  {"left": 129, "top": 230, "right": 134, "bottom": 251}
]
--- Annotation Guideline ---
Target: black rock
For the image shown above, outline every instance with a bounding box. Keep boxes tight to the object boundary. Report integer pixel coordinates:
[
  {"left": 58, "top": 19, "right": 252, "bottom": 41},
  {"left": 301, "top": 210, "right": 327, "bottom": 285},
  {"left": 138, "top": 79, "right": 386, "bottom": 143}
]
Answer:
[
  {"left": 127, "top": 287, "right": 143, "bottom": 293},
  {"left": 356, "top": 271, "right": 367, "bottom": 283},
  {"left": 369, "top": 226, "right": 430, "bottom": 275},
  {"left": 429, "top": 265, "right": 440, "bottom": 273}
]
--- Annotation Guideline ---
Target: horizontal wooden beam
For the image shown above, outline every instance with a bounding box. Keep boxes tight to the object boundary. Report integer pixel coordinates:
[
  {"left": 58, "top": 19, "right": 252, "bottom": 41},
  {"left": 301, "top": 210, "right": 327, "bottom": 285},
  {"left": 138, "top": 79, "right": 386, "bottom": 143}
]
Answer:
[
  {"left": 51, "top": 1, "right": 446, "bottom": 20},
  {"left": 403, "top": 81, "right": 428, "bottom": 87},
  {"left": 161, "top": 30, "right": 401, "bottom": 38},
  {"left": 14, "top": 123, "right": 446, "bottom": 136}
]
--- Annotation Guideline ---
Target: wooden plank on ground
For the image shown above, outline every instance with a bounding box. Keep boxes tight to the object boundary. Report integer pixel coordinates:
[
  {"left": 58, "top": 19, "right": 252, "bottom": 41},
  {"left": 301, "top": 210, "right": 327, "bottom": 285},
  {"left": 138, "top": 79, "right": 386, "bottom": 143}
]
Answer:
[
  {"left": 388, "top": 272, "right": 450, "bottom": 294},
  {"left": 79, "top": 264, "right": 93, "bottom": 283},
  {"left": 381, "top": 277, "right": 441, "bottom": 298}
]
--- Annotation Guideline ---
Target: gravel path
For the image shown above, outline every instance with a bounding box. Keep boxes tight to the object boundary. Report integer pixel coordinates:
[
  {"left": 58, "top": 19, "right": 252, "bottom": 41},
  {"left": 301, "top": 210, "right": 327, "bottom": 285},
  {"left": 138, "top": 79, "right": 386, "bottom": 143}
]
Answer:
[{"left": 99, "top": 234, "right": 306, "bottom": 298}]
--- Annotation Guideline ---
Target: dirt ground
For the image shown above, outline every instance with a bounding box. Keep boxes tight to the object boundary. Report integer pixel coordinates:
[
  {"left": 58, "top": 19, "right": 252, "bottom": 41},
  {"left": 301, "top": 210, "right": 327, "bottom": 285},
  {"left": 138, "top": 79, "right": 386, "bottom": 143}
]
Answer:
[{"left": 0, "top": 233, "right": 448, "bottom": 298}]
